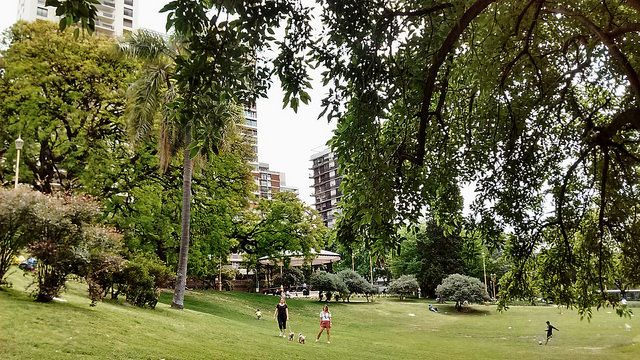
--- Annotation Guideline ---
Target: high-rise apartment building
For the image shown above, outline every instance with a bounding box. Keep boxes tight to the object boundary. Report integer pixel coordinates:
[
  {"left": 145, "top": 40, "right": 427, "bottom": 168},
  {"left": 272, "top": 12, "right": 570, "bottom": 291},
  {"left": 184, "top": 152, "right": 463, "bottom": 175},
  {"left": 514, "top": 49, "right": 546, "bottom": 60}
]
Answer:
[
  {"left": 240, "top": 106, "right": 298, "bottom": 199},
  {"left": 17, "top": 0, "right": 138, "bottom": 37},
  {"left": 310, "top": 148, "right": 342, "bottom": 227},
  {"left": 252, "top": 162, "right": 297, "bottom": 199},
  {"left": 241, "top": 105, "right": 259, "bottom": 164}
]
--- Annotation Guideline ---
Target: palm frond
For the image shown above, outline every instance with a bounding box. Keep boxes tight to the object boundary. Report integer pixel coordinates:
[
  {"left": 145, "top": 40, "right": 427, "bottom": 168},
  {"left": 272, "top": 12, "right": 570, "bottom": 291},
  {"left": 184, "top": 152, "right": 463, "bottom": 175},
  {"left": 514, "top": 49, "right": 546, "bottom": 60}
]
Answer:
[
  {"left": 119, "top": 29, "right": 175, "bottom": 61},
  {"left": 125, "top": 64, "right": 170, "bottom": 143}
]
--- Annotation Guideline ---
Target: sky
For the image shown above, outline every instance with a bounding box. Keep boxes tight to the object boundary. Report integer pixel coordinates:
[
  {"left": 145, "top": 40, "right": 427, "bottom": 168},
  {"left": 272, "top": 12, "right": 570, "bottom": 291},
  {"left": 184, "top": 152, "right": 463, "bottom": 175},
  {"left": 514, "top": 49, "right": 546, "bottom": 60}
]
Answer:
[{"left": 0, "top": 0, "right": 336, "bottom": 206}]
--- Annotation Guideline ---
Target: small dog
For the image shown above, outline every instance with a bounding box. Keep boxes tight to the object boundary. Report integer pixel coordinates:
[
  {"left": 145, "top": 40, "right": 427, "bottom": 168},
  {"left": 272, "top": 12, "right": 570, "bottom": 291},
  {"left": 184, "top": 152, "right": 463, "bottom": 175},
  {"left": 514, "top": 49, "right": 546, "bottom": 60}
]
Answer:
[
  {"left": 298, "top": 333, "right": 306, "bottom": 344},
  {"left": 288, "top": 332, "right": 295, "bottom": 341},
  {"left": 255, "top": 309, "right": 262, "bottom": 320}
]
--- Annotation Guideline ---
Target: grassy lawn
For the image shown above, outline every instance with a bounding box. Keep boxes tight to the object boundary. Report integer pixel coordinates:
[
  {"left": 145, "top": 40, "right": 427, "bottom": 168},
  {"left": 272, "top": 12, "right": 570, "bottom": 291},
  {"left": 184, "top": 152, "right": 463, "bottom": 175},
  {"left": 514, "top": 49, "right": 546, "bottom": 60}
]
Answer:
[{"left": 1, "top": 270, "right": 639, "bottom": 359}]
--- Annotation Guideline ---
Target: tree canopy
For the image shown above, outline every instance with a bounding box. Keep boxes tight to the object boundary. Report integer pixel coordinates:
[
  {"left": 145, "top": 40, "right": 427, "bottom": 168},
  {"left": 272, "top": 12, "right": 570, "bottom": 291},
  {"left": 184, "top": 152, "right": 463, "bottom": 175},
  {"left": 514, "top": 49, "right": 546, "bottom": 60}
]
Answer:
[
  {"left": 321, "top": 0, "right": 640, "bottom": 314},
  {"left": 41, "top": 0, "right": 640, "bottom": 315},
  {"left": 436, "top": 273, "right": 490, "bottom": 311},
  {"left": 0, "top": 20, "right": 138, "bottom": 192}
]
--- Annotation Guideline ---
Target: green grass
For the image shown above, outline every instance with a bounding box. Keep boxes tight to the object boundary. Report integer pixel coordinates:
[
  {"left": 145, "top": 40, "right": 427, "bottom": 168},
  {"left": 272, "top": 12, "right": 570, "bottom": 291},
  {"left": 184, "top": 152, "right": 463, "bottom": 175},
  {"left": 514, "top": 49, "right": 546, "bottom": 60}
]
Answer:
[{"left": 1, "top": 269, "right": 639, "bottom": 359}]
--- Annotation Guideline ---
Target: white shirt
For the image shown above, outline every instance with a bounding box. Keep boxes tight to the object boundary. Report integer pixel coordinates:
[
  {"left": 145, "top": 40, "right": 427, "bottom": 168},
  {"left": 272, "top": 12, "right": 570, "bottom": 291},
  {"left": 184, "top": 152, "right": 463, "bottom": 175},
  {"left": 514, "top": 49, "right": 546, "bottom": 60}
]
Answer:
[{"left": 320, "top": 311, "right": 331, "bottom": 321}]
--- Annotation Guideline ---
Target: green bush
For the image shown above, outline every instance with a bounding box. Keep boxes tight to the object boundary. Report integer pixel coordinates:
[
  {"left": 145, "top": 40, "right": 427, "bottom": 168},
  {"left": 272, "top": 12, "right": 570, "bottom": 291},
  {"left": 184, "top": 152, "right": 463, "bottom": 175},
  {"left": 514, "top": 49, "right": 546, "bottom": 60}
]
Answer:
[
  {"left": 75, "top": 226, "right": 126, "bottom": 306},
  {"left": 389, "top": 275, "right": 419, "bottom": 300},
  {"left": 436, "top": 273, "right": 490, "bottom": 311},
  {"left": 337, "top": 270, "right": 376, "bottom": 302},
  {"left": 273, "top": 267, "right": 305, "bottom": 289},
  {"left": 115, "top": 256, "right": 172, "bottom": 308},
  {"left": 310, "top": 271, "right": 348, "bottom": 301}
]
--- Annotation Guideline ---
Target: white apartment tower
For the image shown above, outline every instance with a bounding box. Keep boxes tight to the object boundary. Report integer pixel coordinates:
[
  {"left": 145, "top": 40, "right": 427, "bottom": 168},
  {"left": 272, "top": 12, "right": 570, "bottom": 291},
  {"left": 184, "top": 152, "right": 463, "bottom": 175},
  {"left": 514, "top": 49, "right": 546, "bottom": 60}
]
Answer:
[{"left": 17, "top": 0, "right": 138, "bottom": 37}]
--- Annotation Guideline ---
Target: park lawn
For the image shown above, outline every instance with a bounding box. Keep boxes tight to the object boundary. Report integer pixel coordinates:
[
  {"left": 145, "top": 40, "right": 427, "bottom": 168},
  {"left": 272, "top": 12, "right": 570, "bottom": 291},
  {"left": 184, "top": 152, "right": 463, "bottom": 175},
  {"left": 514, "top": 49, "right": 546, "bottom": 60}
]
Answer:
[{"left": 1, "top": 270, "right": 639, "bottom": 360}]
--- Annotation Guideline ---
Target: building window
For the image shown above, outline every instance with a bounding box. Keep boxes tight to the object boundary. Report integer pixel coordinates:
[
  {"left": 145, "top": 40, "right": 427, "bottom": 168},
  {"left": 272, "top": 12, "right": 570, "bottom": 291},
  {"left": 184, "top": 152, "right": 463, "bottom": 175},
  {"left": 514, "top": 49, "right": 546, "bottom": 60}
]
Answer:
[
  {"left": 124, "top": 0, "right": 134, "bottom": 6},
  {"left": 37, "top": 0, "right": 45, "bottom": 5},
  {"left": 36, "top": 7, "right": 48, "bottom": 17},
  {"left": 124, "top": 7, "right": 133, "bottom": 17},
  {"left": 245, "top": 119, "right": 257, "bottom": 127},
  {"left": 123, "top": 18, "right": 133, "bottom": 28}
]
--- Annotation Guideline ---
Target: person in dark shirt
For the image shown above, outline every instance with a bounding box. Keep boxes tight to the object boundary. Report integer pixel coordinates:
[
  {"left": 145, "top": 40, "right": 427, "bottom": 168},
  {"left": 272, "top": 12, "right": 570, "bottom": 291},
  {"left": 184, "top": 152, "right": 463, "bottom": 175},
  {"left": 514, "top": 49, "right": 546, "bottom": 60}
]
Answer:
[
  {"left": 545, "top": 321, "right": 559, "bottom": 344},
  {"left": 274, "top": 297, "right": 289, "bottom": 337}
]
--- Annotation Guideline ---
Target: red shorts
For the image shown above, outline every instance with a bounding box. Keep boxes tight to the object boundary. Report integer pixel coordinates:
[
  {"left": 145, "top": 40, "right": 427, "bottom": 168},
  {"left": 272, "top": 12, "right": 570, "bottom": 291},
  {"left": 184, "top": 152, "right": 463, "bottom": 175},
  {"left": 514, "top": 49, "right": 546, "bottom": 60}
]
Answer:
[{"left": 320, "top": 320, "right": 331, "bottom": 329}]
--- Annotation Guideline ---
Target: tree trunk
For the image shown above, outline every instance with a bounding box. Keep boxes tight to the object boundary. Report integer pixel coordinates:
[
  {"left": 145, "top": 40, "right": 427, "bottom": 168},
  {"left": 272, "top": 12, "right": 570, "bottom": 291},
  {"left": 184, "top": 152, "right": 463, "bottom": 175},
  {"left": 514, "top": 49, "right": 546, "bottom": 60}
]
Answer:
[{"left": 171, "top": 125, "right": 193, "bottom": 309}]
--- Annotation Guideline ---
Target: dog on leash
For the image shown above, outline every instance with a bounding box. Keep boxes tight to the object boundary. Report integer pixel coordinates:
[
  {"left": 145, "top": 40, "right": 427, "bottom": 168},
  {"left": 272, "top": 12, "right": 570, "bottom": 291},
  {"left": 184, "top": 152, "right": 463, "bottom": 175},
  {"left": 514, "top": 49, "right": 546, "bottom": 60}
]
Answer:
[
  {"left": 288, "top": 332, "right": 295, "bottom": 341},
  {"left": 298, "top": 333, "right": 306, "bottom": 344}
]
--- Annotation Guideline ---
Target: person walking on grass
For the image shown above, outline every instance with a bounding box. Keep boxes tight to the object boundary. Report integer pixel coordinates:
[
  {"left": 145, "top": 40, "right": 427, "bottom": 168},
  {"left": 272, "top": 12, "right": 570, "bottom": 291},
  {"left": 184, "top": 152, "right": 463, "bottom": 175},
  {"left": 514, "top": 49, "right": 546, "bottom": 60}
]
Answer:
[
  {"left": 316, "top": 304, "right": 332, "bottom": 343},
  {"left": 545, "top": 321, "right": 559, "bottom": 344},
  {"left": 274, "top": 297, "right": 289, "bottom": 337}
]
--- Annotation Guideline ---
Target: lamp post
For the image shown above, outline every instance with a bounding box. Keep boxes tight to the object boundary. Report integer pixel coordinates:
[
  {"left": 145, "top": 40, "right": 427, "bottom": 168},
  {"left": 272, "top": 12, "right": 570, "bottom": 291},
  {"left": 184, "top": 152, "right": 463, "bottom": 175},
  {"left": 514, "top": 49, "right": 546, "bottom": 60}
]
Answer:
[
  {"left": 14, "top": 136, "right": 24, "bottom": 189},
  {"left": 482, "top": 250, "right": 487, "bottom": 293},
  {"left": 491, "top": 273, "right": 497, "bottom": 299}
]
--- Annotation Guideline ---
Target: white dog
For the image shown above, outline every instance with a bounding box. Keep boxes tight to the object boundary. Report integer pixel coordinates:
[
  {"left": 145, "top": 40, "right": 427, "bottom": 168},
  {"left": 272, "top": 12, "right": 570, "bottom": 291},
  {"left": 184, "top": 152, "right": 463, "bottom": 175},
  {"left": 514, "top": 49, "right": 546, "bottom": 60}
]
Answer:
[{"left": 298, "top": 333, "right": 306, "bottom": 344}]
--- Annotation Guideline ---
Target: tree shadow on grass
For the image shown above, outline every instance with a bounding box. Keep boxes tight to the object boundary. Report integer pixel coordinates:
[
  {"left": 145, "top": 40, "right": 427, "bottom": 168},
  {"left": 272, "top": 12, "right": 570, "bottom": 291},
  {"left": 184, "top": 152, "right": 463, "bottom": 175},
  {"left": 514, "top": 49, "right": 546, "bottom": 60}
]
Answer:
[
  {"left": 0, "top": 283, "right": 97, "bottom": 314},
  {"left": 436, "top": 304, "right": 493, "bottom": 316}
]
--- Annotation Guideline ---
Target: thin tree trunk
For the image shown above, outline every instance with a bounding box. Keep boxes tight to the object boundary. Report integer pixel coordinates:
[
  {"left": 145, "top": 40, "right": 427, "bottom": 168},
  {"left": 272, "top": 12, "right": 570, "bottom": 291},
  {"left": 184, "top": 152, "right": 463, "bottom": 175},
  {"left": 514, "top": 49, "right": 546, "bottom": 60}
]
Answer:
[{"left": 171, "top": 125, "right": 193, "bottom": 309}]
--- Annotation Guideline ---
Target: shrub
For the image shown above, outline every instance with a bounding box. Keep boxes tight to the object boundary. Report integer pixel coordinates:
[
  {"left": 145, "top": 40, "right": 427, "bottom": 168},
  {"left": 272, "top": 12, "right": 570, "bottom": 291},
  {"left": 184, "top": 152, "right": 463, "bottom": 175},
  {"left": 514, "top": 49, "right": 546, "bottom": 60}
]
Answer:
[
  {"left": 0, "top": 188, "right": 42, "bottom": 284},
  {"left": 27, "top": 195, "right": 99, "bottom": 302},
  {"left": 220, "top": 267, "right": 238, "bottom": 291},
  {"left": 435, "top": 273, "right": 490, "bottom": 311},
  {"left": 310, "top": 271, "right": 348, "bottom": 301},
  {"left": 115, "top": 256, "right": 172, "bottom": 308},
  {"left": 273, "top": 267, "right": 305, "bottom": 289},
  {"left": 336, "top": 270, "right": 376, "bottom": 302},
  {"left": 75, "top": 226, "right": 125, "bottom": 306},
  {"left": 389, "top": 275, "right": 419, "bottom": 300}
]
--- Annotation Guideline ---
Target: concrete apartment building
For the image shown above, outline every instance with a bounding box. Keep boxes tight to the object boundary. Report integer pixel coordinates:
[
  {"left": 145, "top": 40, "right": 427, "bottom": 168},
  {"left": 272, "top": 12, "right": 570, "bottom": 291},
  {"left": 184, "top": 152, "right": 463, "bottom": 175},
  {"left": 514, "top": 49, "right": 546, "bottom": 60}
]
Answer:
[
  {"left": 241, "top": 105, "right": 298, "bottom": 199},
  {"left": 310, "top": 148, "right": 342, "bottom": 227},
  {"left": 18, "top": 0, "right": 138, "bottom": 37},
  {"left": 252, "top": 162, "right": 298, "bottom": 199}
]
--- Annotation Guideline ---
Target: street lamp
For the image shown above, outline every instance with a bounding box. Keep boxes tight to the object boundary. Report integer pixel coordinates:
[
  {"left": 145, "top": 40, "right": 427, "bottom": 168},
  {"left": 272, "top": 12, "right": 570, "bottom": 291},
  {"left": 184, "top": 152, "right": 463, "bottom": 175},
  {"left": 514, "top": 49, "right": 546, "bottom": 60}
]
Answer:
[{"left": 14, "top": 136, "right": 24, "bottom": 189}]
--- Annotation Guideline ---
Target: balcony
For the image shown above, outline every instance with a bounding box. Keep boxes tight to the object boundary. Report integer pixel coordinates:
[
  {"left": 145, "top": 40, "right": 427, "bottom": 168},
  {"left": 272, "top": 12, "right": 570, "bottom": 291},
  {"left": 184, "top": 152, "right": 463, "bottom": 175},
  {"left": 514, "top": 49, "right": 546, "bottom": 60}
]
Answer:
[
  {"left": 95, "top": 20, "right": 114, "bottom": 31},
  {"left": 100, "top": 1, "right": 116, "bottom": 9},
  {"left": 98, "top": 11, "right": 115, "bottom": 21}
]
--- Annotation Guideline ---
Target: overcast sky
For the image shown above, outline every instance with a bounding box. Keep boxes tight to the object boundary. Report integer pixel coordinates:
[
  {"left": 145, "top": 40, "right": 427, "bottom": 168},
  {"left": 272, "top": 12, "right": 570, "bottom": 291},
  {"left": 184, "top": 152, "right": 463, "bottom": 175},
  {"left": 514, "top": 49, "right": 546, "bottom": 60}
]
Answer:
[{"left": 0, "top": 0, "right": 336, "bottom": 205}]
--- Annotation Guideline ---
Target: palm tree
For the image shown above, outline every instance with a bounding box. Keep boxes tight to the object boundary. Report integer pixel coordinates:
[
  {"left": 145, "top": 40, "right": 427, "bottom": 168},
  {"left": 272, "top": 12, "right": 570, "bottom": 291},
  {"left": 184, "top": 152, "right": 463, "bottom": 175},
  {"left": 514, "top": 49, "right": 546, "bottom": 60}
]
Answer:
[{"left": 120, "top": 30, "right": 241, "bottom": 309}]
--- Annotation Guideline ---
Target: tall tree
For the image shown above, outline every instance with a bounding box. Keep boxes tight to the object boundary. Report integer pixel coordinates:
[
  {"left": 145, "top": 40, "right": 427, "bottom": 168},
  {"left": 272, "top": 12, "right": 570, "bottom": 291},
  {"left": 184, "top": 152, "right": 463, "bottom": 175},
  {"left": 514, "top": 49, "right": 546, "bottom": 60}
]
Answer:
[
  {"left": 46, "top": 0, "right": 319, "bottom": 312},
  {"left": 119, "top": 29, "right": 242, "bottom": 309},
  {"left": 318, "top": 0, "right": 640, "bottom": 314},
  {"left": 391, "top": 222, "right": 464, "bottom": 298},
  {"left": 0, "top": 20, "right": 138, "bottom": 192},
  {"left": 232, "top": 191, "right": 327, "bottom": 261}
]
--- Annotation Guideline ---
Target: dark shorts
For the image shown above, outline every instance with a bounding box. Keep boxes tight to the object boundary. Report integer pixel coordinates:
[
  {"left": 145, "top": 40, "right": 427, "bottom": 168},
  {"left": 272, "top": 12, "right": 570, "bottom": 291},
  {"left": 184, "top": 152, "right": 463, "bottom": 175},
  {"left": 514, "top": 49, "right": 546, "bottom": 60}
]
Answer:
[{"left": 278, "top": 317, "right": 287, "bottom": 330}]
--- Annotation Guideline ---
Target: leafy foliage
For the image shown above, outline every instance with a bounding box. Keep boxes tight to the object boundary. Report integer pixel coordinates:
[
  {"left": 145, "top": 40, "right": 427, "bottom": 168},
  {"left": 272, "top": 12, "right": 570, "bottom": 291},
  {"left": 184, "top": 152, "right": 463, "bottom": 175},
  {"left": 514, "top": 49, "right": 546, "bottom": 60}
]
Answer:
[
  {"left": 0, "top": 21, "right": 138, "bottom": 193},
  {"left": 0, "top": 188, "right": 42, "bottom": 283},
  {"left": 391, "top": 223, "right": 464, "bottom": 298},
  {"left": 388, "top": 275, "right": 419, "bottom": 300},
  {"left": 310, "top": 270, "right": 347, "bottom": 301},
  {"left": 26, "top": 193, "right": 99, "bottom": 302},
  {"left": 233, "top": 191, "right": 327, "bottom": 268},
  {"left": 273, "top": 267, "right": 305, "bottom": 289},
  {"left": 320, "top": 0, "right": 640, "bottom": 316},
  {"left": 436, "top": 274, "right": 490, "bottom": 311},
  {"left": 76, "top": 225, "right": 125, "bottom": 306},
  {"left": 336, "top": 269, "right": 376, "bottom": 302},
  {"left": 115, "top": 256, "right": 173, "bottom": 308}
]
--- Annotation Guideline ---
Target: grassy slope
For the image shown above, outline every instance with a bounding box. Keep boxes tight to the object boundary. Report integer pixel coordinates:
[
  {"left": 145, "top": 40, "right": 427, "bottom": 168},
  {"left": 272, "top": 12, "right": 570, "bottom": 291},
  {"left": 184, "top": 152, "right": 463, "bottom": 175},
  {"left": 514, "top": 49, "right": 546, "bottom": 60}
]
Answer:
[{"left": 1, "top": 270, "right": 639, "bottom": 360}]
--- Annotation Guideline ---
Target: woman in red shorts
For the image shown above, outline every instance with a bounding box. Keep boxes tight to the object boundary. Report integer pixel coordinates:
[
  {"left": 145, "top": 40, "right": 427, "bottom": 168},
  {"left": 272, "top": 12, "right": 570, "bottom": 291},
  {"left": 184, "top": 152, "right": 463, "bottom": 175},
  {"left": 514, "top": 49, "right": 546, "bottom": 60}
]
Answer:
[{"left": 316, "top": 304, "right": 332, "bottom": 343}]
